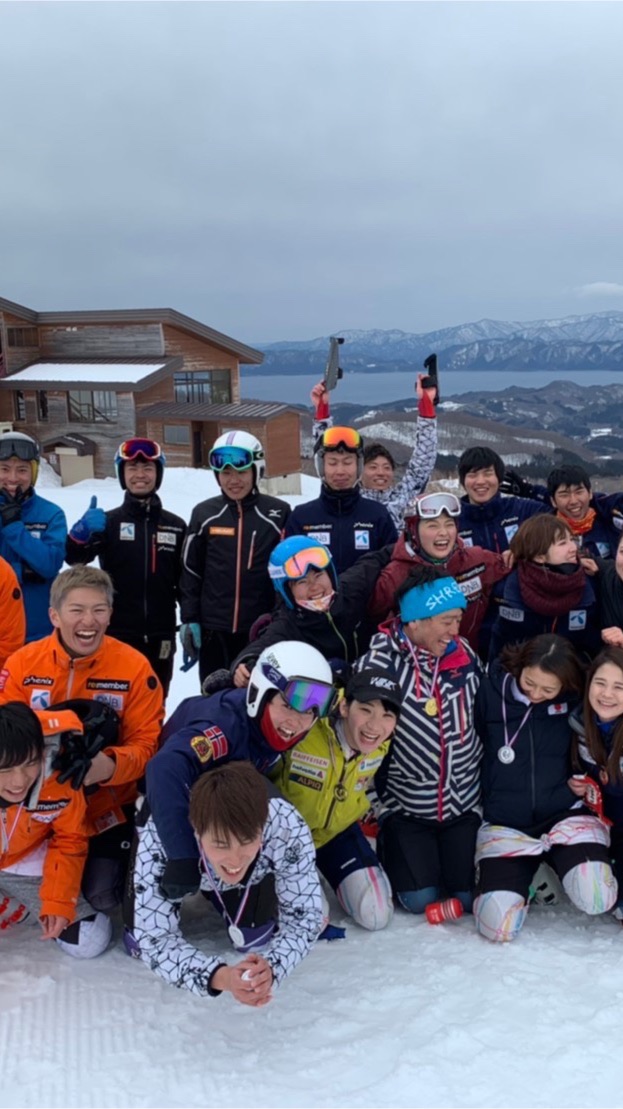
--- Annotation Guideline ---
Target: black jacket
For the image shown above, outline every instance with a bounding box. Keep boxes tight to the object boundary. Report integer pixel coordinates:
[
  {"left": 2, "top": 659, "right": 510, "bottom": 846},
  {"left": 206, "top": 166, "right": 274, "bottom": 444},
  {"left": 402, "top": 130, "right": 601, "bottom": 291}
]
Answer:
[
  {"left": 179, "top": 489, "right": 290, "bottom": 634},
  {"left": 592, "top": 557, "right": 623, "bottom": 630},
  {"left": 476, "top": 662, "right": 579, "bottom": 830},
  {"left": 231, "top": 544, "right": 394, "bottom": 673},
  {"left": 65, "top": 492, "right": 186, "bottom": 639}
]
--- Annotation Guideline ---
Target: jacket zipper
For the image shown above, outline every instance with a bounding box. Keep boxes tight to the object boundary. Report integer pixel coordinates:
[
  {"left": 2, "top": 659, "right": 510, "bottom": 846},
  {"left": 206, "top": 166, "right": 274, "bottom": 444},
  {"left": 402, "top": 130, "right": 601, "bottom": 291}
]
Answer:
[
  {"left": 323, "top": 760, "right": 348, "bottom": 831},
  {"left": 247, "top": 530, "right": 257, "bottom": 571},
  {"left": 232, "top": 503, "right": 243, "bottom": 633},
  {"left": 326, "top": 613, "right": 349, "bottom": 661},
  {"left": 530, "top": 720, "right": 536, "bottom": 819}
]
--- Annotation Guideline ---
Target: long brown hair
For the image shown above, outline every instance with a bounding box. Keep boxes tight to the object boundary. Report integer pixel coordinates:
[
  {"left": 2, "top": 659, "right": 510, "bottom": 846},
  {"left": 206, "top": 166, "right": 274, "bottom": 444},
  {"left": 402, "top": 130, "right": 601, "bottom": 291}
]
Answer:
[
  {"left": 581, "top": 647, "right": 623, "bottom": 783},
  {"left": 500, "top": 634, "right": 585, "bottom": 695}
]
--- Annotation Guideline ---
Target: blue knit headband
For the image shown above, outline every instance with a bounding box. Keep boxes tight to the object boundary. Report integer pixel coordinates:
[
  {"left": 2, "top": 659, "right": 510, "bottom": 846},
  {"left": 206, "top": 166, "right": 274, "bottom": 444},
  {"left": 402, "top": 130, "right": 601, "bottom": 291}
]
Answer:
[{"left": 399, "top": 576, "right": 467, "bottom": 623}]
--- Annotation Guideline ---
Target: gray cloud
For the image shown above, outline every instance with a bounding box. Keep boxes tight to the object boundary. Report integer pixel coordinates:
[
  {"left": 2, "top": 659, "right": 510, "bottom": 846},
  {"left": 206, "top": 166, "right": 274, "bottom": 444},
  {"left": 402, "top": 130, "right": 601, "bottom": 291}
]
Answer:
[{"left": 2, "top": 1, "right": 623, "bottom": 341}]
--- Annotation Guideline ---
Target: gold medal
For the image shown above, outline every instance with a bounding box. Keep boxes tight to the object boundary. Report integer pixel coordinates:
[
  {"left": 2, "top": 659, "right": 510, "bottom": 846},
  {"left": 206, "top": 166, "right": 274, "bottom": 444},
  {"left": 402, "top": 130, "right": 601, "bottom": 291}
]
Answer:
[{"left": 424, "top": 698, "right": 438, "bottom": 717}]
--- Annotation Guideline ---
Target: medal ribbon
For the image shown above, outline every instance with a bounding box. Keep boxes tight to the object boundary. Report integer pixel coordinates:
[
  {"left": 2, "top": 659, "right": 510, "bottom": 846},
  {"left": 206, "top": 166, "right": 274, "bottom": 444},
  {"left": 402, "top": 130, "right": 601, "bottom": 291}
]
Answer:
[
  {"left": 198, "top": 841, "right": 253, "bottom": 935},
  {"left": 402, "top": 633, "right": 441, "bottom": 709},
  {"left": 1, "top": 804, "right": 24, "bottom": 856},
  {"left": 500, "top": 674, "right": 533, "bottom": 757}
]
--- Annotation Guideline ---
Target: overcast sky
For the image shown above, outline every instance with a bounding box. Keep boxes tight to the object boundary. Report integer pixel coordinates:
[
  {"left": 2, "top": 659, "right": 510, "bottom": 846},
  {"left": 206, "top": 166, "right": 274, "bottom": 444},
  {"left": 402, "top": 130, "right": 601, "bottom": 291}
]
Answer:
[{"left": 2, "top": 1, "right": 623, "bottom": 344}]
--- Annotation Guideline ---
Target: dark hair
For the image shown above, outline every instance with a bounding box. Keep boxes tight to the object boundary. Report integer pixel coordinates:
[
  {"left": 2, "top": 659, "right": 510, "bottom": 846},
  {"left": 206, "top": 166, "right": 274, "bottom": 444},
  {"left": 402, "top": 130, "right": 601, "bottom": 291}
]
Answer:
[
  {"left": 458, "top": 447, "right": 504, "bottom": 485},
  {"left": 189, "top": 761, "right": 269, "bottom": 842},
  {"left": 363, "top": 443, "right": 396, "bottom": 469},
  {"left": 394, "top": 564, "right": 449, "bottom": 611},
  {"left": 500, "top": 634, "right": 585, "bottom": 694},
  {"left": 0, "top": 702, "right": 44, "bottom": 771},
  {"left": 509, "top": 515, "right": 573, "bottom": 562},
  {"left": 580, "top": 648, "right": 623, "bottom": 783},
  {"left": 547, "top": 465, "right": 591, "bottom": 499}
]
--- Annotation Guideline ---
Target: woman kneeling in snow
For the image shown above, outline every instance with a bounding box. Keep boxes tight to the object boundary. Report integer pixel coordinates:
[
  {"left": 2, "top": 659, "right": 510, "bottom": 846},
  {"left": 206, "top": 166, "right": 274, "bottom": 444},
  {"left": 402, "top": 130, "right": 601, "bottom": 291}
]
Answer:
[{"left": 474, "top": 635, "right": 617, "bottom": 943}]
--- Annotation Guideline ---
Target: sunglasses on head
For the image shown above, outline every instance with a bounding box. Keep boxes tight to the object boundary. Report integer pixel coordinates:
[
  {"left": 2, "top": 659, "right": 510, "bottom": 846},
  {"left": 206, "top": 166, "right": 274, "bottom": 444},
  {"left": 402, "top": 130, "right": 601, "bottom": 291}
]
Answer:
[
  {"left": 269, "top": 545, "right": 331, "bottom": 583},
  {"left": 412, "top": 492, "right": 461, "bottom": 519},
  {"left": 117, "top": 438, "right": 162, "bottom": 462},
  {"left": 320, "top": 427, "right": 362, "bottom": 452},
  {"left": 209, "top": 446, "right": 255, "bottom": 472},
  {"left": 261, "top": 662, "right": 337, "bottom": 718}
]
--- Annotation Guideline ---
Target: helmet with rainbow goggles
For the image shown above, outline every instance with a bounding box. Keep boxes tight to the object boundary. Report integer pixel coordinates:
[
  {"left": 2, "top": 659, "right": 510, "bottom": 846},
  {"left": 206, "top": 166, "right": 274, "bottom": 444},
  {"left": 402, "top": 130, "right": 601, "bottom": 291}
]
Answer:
[
  {"left": 314, "top": 425, "right": 364, "bottom": 480},
  {"left": 115, "top": 438, "right": 166, "bottom": 491},
  {"left": 268, "top": 536, "right": 337, "bottom": 608},
  {"left": 209, "top": 431, "right": 265, "bottom": 482},
  {"left": 247, "top": 641, "right": 336, "bottom": 729}
]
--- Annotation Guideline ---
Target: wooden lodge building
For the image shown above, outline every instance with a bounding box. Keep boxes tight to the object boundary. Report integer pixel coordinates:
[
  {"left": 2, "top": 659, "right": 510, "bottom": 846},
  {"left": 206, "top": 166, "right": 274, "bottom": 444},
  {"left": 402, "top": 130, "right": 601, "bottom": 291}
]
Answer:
[{"left": 0, "top": 296, "right": 301, "bottom": 484}]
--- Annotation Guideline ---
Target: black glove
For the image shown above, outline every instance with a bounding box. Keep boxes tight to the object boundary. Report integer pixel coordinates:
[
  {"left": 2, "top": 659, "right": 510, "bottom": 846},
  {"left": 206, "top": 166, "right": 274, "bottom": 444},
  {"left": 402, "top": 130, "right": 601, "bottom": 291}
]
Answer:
[
  {"left": 500, "top": 469, "right": 534, "bottom": 499},
  {"left": 201, "top": 668, "right": 235, "bottom": 696},
  {"left": 51, "top": 699, "right": 121, "bottom": 790},
  {"left": 0, "top": 495, "right": 23, "bottom": 526},
  {"left": 159, "top": 857, "right": 201, "bottom": 901},
  {"left": 52, "top": 731, "right": 94, "bottom": 790}
]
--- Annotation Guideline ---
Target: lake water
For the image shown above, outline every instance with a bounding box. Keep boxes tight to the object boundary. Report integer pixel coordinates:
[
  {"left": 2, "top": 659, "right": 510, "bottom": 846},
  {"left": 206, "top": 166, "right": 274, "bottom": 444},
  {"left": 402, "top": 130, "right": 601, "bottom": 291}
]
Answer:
[{"left": 241, "top": 368, "right": 623, "bottom": 407}]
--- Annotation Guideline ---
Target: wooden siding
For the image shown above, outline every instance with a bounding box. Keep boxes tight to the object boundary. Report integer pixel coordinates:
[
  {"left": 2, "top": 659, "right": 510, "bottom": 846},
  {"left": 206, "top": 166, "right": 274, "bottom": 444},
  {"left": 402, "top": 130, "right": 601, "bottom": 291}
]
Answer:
[
  {"left": 0, "top": 311, "right": 41, "bottom": 375},
  {"left": 18, "top": 389, "right": 136, "bottom": 479},
  {"left": 137, "top": 410, "right": 301, "bottom": 478},
  {"left": 39, "top": 323, "right": 165, "bottom": 359},
  {"left": 162, "top": 325, "right": 241, "bottom": 403}
]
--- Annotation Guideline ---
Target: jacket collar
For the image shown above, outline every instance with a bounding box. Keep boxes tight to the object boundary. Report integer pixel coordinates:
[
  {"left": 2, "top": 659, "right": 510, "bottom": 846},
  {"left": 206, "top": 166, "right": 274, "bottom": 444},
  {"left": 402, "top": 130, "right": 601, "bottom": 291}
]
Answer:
[
  {"left": 460, "top": 492, "right": 503, "bottom": 522},
  {"left": 320, "top": 484, "right": 361, "bottom": 514}
]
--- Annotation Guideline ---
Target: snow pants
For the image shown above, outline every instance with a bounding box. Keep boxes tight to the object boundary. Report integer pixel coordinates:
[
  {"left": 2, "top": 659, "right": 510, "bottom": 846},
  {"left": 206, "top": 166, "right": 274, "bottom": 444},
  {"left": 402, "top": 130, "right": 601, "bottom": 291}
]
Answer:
[
  {"left": 1, "top": 860, "right": 111, "bottom": 959},
  {"left": 377, "top": 810, "right": 481, "bottom": 914},
  {"left": 316, "top": 822, "right": 393, "bottom": 930}
]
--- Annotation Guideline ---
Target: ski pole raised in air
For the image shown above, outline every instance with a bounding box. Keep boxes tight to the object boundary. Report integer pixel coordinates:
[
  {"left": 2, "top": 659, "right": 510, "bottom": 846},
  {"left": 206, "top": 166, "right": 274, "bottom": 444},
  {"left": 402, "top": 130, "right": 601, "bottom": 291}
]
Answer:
[{"left": 323, "top": 336, "right": 344, "bottom": 393}]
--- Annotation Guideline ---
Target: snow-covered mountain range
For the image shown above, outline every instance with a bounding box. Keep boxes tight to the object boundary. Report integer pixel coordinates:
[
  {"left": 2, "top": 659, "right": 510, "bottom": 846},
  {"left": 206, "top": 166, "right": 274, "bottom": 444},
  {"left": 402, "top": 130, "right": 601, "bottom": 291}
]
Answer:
[{"left": 250, "top": 311, "right": 623, "bottom": 374}]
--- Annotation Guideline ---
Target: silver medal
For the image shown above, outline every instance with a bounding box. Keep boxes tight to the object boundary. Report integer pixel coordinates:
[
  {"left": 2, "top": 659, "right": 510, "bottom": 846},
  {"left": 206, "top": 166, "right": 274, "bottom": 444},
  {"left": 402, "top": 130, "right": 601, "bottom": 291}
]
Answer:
[
  {"left": 498, "top": 746, "right": 515, "bottom": 765},
  {"left": 228, "top": 924, "right": 245, "bottom": 947}
]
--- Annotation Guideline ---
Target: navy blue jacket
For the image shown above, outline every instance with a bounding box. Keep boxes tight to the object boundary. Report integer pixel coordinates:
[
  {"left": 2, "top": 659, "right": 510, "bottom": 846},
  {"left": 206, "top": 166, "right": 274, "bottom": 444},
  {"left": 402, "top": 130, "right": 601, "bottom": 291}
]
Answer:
[
  {"left": 489, "top": 568, "right": 600, "bottom": 663},
  {"left": 285, "top": 485, "right": 397, "bottom": 575},
  {"left": 530, "top": 485, "right": 623, "bottom": 559},
  {"left": 146, "top": 690, "right": 280, "bottom": 862},
  {"left": 476, "top": 663, "right": 578, "bottom": 830},
  {"left": 458, "top": 492, "right": 549, "bottom": 554}
]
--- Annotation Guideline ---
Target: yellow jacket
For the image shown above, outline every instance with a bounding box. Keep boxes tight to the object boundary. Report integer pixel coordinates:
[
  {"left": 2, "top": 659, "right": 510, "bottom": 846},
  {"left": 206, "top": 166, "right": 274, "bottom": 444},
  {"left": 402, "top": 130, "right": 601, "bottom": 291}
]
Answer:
[{"left": 276, "top": 717, "right": 390, "bottom": 849}]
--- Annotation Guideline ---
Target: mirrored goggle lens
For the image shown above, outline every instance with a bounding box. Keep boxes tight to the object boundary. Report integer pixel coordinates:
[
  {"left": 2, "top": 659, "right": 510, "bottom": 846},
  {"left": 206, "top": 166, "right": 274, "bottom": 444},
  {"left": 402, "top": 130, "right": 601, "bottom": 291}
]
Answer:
[
  {"left": 281, "top": 546, "right": 331, "bottom": 581},
  {"left": 118, "top": 438, "right": 162, "bottom": 461},
  {"left": 209, "top": 447, "right": 254, "bottom": 472},
  {"left": 321, "top": 427, "right": 362, "bottom": 451},
  {"left": 0, "top": 438, "right": 38, "bottom": 462},
  {"left": 284, "top": 678, "right": 336, "bottom": 717},
  {"left": 416, "top": 493, "right": 461, "bottom": 519}
]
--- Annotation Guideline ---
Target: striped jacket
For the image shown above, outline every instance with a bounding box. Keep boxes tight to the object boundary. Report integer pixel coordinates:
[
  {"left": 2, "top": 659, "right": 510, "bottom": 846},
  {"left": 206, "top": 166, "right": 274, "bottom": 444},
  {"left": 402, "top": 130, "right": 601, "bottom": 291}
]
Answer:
[{"left": 357, "top": 621, "right": 483, "bottom": 822}]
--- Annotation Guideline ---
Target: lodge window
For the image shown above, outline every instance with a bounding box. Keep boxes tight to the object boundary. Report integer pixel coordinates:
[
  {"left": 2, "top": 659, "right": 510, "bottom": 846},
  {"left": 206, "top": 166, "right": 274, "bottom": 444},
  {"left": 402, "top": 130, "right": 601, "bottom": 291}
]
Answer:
[
  {"left": 68, "top": 390, "right": 118, "bottom": 423},
  {"left": 163, "top": 424, "right": 191, "bottom": 445},
  {"left": 14, "top": 391, "right": 25, "bottom": 421},
  {"left": 7, "top": 327, "right": 39, "bottom": 347},
  {"left": 174, "top": 369, "right": 231, "bottom": 405},
  {"left": 37, "top": 391, "right": 49, "bottom": 422}
]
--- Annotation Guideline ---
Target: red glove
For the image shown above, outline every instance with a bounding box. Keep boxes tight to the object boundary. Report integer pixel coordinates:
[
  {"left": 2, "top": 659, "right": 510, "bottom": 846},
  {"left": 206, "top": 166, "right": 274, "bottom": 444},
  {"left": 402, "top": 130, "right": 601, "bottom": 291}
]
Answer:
[
  {"left": 416, "top": 373, "right": 436, "bottom": 418},
  {"left": 310, "top": 381, "right": 330, "bottom": 420}
]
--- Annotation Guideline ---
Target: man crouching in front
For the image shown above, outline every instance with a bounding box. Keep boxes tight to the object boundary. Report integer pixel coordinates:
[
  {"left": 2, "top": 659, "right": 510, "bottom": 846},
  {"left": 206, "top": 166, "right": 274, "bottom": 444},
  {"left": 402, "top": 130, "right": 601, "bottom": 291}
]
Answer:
[{"left": 124, "top": 761, "right": 323, "bottom": 1005}]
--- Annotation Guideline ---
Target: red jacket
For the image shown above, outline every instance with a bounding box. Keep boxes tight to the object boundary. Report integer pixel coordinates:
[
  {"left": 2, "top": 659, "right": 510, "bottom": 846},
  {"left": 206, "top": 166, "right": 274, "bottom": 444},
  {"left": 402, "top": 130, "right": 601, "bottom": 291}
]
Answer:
[
  {"left": 368, "top": 535, "right": 509, "bottom": 653},
  {"left": 0, "top": 633, "right": 164, "bottom": 835}
]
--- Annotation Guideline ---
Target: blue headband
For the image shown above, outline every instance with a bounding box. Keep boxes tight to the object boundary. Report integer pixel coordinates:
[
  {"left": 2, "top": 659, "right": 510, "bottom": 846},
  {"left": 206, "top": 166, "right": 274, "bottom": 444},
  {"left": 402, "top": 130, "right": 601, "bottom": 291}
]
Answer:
[{"left": 399, "top": 576, "right": 467, "bottom": 623}]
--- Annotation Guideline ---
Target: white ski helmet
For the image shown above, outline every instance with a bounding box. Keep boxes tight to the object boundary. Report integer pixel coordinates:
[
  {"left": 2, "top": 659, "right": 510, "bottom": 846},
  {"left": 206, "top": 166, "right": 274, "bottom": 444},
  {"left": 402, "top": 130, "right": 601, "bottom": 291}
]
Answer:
[
  {"left": 0, "top": 431, "right": 40, "bottom": 485},
  {"left": 209, "top": 430, "right": 266, "bottom": 483},
  {"left": 246, "top": 641, "right": 335, "bottom": 720}
]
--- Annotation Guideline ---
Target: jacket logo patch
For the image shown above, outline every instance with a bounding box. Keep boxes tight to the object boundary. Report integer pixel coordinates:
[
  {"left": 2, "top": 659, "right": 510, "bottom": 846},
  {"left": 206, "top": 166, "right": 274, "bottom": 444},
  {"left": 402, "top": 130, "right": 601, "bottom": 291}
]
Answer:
[
  {"left": 202, "top": 726, "right": 228, "bottom": 760},
  {"left": 500, "top": 606, "right": 524, "bottom": 622},
  {"left": 23, "top": 675, "right": 54, "bottom": 687},
  {"left": 568, "top": 610, "right": 587, "bottom": 630},
  {"left": 354, "top": 530, "right": 370, "bottom": 550},
  {"left": 209, "top": 527, "right": 236, "bottom": 536},
  {"left": 548, "top": 702, "right": 568, "bottom": 715},
  {"left": 120, "top": 523, "right": 135, "bottom": 540},
  {"left": 190, "top": 735, "right": 218, "bottom": 763},
  {"left": 457, "top": 575, "right": 482, "bottom": 598},
  {"left": 157, "top": 531, "right": 176, "bottom": 545},
  {"left": 306, "top": 530, "right": 331, "bottom": 545},
  {"left": 504, "top": 524, "right": 519, "bottom": 542},
  {"left": 596, "top": 542, "right": 611, "bottom": 556},
  {"left": 290, "top": 773, "right": 323, "bottom": 791},
  {"left": 86, "top": 679, "right": 130, "bottom": 692},
  {"left": 30, "top": 690, "right": 51, "bottom": 709},
  {"left": 93, "top": 693, "right": 124, "bottom": 712}
]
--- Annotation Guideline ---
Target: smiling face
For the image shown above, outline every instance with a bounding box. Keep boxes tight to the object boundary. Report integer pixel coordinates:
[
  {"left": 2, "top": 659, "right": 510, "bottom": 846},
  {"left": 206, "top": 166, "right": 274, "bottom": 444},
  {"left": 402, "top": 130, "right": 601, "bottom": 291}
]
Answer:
[
  {"left": 519, "top": 665, "right": 563, "bottom": 705},
  {"left": 200, "top": 828, "right": 263, "bottom": 884},
  {"left": 49, "top": 586, "right": 112, "bottom": 658},
  {"left": 416, "top": 513, "right": 458, "bottom": 560},
  {"left": 404, "top": 609, "right": 463, "bottom": 657},
  {"left": 339, "top": 697, "right": 397, "bottom": 754},
  {"left": 266, "top": 692, "right": 316, "bottom": 749},
  {"left": 0, "top": 458, "right": 33, "bottom": 497},
  {"left": 536, "top": 529, "right": 578, "bottom": 566},
  {"left": 124, "top": 458, "right": 158, "bottom": 496},
  {"left": 616, "top": 537, "right": 623, "bottom": 583},
  {"left": 362, "top": 456, "right": 394, "bottom": 492},
  {"left": 588, "top": 661, "right": 623, "bottom": 723},
  {"left": 0, "top": 754, "right": 42, "bottom": 804},
  {"left": 462, "top": 466, "right": 500, "bottom": 505},
  {"left": 218, "top": 466, "right": 255, "bottom": 501},
  {"left": 552, "top": 483, "right": 591, "bottom": 521},
  {"left": 323, "top": 451, "right": 359, "bottom": 491},
  {"left": 289, "top": 568, "right": 333, "bottom": 606}
]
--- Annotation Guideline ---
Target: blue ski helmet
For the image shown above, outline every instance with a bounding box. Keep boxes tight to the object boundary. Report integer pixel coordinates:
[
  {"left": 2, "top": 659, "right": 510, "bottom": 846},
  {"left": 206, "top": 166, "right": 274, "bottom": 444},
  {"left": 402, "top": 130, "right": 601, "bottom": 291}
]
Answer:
[{"left": 268, "top": 536, "right": 338, "bottom": 609}]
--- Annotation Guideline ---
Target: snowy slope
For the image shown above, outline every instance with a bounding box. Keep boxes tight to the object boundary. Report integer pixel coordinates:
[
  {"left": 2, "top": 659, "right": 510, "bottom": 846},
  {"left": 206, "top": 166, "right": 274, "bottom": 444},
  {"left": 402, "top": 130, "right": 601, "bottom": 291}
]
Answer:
[{"left": 2, "top": 466, "right": 623, "bottom": 1109}]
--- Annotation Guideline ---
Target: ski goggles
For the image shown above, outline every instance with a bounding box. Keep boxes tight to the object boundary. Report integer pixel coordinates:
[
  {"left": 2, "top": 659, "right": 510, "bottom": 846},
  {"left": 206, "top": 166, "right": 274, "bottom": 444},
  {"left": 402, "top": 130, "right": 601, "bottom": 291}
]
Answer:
[
  {"left": 209, "top": 446, "right": 255, "bottom": 472},
  {"left": 410, "top": 492, "right": 461, "bottom": 519},
  {"left": 117, "top": 438, "right": 163, "bottom": 462},
  {"left": 0, "top": 437, "right": 38, "bottom": 462},
  {"left": 269, "top": 544, "right": 332, "bottom": 582},
  {"left": 318, "top": 427, "right": 362, "bottom": 452},
  {"left": 261, "top": 662, "right": 337, "bottom": 718}
]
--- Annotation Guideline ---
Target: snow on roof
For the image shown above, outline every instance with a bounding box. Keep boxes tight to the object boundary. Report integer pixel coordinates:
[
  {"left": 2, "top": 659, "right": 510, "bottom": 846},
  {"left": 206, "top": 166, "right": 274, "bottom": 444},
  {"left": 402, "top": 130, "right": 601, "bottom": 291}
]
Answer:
[{"left": 7, "top": 362, "right": 167, "bottom": 385}]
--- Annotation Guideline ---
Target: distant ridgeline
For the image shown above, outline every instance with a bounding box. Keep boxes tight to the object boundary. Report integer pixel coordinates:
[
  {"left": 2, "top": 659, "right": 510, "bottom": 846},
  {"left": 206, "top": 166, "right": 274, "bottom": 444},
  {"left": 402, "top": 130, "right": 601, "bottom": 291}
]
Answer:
[{"left": 244, "top": 311, "right": 623, "bottom": 377}]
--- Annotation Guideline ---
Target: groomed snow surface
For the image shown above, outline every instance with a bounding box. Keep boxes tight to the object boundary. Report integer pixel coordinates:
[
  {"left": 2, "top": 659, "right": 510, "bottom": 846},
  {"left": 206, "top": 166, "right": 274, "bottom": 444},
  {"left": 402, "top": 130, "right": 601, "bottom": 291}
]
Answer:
[{"left": 3, "top": 465, "right": 623, "bottom": 1109}]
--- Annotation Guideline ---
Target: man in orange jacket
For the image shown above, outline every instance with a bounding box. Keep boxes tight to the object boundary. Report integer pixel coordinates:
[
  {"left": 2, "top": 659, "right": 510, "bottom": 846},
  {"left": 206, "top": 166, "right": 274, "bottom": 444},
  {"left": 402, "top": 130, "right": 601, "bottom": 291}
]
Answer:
[
  {"left": 0, "top": 565, "right": 164, "bottom": 921},
  {"left": 0, "top": 702, "right": 111, "bottom": 957},
  {"left": 0, "top": 554, "right": 26, "bottom": 668}
]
